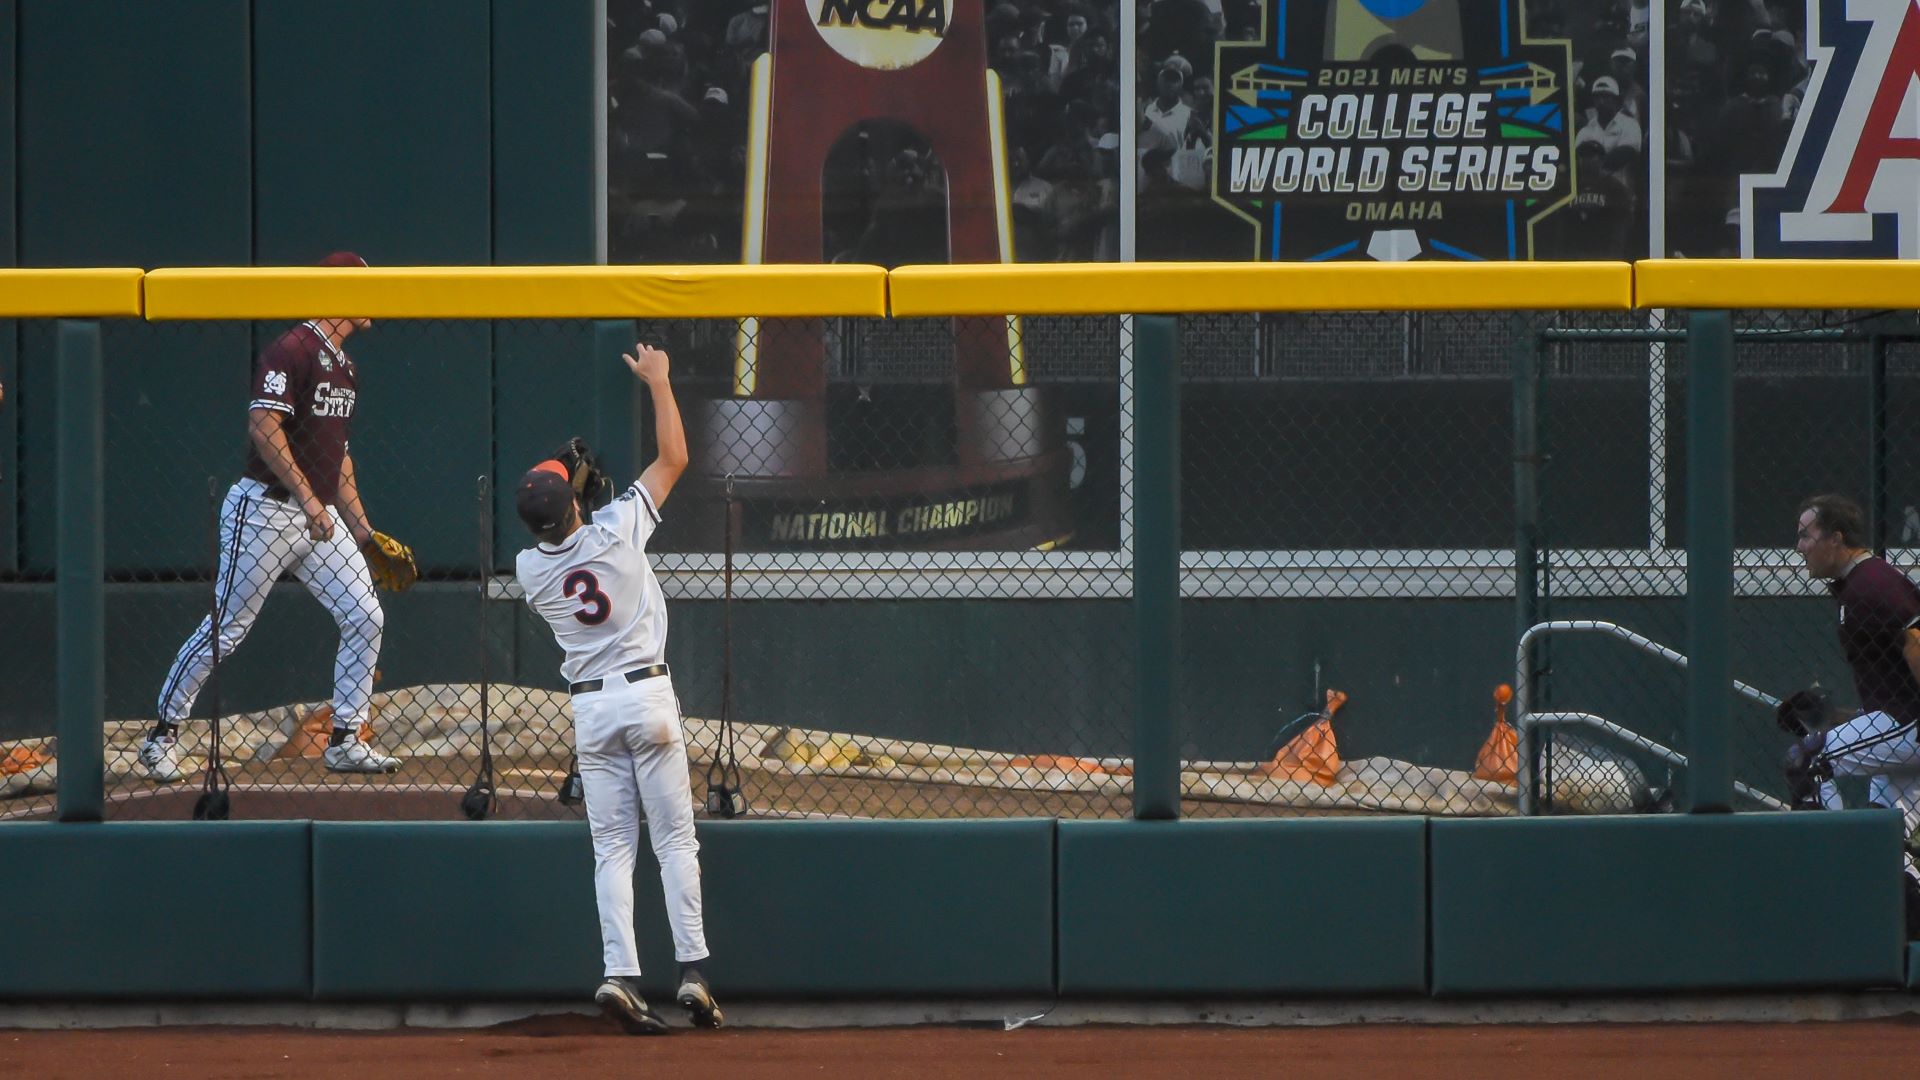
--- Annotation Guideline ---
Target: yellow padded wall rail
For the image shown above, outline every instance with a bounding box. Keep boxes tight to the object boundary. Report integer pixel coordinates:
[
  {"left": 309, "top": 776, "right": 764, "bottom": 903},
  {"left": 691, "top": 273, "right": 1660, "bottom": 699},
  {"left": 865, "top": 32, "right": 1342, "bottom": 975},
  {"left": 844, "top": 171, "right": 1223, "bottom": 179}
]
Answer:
[
  {"left": 887, "top": 261, "right": 1635, "bottom": 315},
  {"left": 1635, "top": 259, "right": 1920, "bottom": 310},
  {"left": 142, "top": 264, "right": 890, "bottom": 320},
  {"left": 0, "top": 269, "right": 145, "bottom": 317}
]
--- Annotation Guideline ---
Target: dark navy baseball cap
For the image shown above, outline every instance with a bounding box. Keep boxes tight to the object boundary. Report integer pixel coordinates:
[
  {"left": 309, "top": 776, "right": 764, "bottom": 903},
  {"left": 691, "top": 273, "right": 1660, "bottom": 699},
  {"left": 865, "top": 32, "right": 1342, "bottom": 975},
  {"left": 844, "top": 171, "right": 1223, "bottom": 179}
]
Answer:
[{"left": 515, "top": 462, "right": 575, "bottom": 534}]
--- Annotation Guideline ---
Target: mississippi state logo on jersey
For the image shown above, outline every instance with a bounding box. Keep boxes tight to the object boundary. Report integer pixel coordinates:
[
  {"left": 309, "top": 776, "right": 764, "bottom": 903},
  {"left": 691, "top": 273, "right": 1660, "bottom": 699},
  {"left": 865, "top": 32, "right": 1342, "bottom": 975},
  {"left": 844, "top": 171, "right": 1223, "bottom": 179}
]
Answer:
[
  {"left": 1744, "top": 0, "right": 1920, "bottom": 257},
  {"left": 312, "top": 382, "right": 356, "bottom": 419}
]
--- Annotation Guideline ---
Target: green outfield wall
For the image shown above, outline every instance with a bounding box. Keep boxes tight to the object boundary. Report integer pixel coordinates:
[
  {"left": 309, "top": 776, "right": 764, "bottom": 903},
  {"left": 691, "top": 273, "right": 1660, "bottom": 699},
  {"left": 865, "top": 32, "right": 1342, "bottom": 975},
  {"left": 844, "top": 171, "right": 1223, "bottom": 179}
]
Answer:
[{"left": 0, "top": 813, "right": 1906, "bottom": 1001}]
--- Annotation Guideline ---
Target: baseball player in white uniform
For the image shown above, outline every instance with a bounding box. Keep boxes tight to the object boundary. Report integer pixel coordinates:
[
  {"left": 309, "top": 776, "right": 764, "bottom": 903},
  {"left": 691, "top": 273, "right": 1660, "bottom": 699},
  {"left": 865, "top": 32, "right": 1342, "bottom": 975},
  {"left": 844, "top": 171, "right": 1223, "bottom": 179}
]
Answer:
[
  {"left": 512, "top": 341, "right": 719, "bottom": 1034},
  {"left": 142, "top": 252, "right": 403, "bottom": 781}
]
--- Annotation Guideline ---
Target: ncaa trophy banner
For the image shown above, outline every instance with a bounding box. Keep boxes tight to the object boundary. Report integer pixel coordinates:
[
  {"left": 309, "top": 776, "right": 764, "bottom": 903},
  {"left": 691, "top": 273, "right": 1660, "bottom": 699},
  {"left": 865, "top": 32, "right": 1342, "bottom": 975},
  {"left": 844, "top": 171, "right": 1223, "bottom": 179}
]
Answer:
[
  {"left": 652, "top": 0, "right": 1077, "bottom": 553},
  {"left": 1208, "top": 0, "right": 1576, "bottom": 261}
]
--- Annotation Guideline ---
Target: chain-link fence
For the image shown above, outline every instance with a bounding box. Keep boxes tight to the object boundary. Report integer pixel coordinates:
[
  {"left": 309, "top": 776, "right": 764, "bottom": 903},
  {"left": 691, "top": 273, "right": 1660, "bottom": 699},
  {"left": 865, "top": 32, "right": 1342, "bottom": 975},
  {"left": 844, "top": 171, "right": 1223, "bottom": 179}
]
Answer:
[
  {"left": 7, "top": 303, "right": 1916, "bottom": 824},
  {"left": 1175, "top": 306, "right": 1920, "bottom": 819},
  {"left": 1533, "top": 309, "right": 1920, "bottom": 816},
  {"left": 1178, "top": 310, "right": 1546, "bottom": 818},
  {"left": 0, "top": 313, "right": 1134, "bottom": 822}
]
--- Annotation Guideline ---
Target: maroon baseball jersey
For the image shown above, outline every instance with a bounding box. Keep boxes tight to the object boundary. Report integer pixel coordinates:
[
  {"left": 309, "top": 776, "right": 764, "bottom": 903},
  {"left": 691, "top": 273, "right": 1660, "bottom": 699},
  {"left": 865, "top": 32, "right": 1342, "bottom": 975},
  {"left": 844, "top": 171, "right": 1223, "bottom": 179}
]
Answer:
[
  {"left": 1829, "top": 556, "right": 1920, "bottom": 726},
  {"left": 243, "top": 322, "right": 357, "bottom": 506}
]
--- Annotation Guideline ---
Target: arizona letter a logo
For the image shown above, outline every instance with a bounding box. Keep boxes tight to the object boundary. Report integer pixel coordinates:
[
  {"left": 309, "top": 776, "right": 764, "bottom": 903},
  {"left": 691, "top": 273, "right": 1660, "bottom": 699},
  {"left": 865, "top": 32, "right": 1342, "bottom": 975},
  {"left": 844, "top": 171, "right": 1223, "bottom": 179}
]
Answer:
[{"left": 1745, "top": 0, "right": 1920, "bottom": 256}]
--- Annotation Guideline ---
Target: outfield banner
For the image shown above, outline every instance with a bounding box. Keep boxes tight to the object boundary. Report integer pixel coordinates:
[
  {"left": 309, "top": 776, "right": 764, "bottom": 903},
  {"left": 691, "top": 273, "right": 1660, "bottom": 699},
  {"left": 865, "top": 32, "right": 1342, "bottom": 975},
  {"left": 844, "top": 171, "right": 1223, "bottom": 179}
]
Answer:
[
  {"left": 1136, "top": 0, "right": 1650, "bottom": 262},
  {"left": 1206, "top": 0, "right": 1578, "bottom": 261},
  {"left": 608, "top": 0, "right": 1920, "bottom": 268}
]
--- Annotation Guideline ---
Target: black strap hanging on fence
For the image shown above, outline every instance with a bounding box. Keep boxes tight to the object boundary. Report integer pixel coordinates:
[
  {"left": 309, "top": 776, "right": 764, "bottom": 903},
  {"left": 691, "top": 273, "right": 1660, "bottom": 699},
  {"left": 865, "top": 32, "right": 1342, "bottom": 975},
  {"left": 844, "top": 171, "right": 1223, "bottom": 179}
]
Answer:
[
  {"left": 194, "top": 477, "right": 231, "bottom": 821},
  {"left": 462, "top": 476, "right": 498, "bottom": 821},
  {"left": 704, "top": 478, "right": 745, "bottom": 819}
]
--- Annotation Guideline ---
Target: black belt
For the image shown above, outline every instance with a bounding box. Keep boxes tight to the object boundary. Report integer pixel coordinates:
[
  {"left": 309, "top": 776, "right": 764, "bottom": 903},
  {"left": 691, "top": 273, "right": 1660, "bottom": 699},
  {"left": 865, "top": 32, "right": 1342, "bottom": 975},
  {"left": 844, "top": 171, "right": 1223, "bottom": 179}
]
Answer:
[{"left": 570, "top": 663, "right": 669, "bottom": 695}]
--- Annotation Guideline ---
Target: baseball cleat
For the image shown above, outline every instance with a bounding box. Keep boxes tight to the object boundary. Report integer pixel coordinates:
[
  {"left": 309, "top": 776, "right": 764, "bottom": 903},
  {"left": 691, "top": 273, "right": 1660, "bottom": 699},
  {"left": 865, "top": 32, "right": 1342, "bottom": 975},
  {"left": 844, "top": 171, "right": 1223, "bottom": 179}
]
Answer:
[
  {"left": 322, "top": 733, "right": 401, "bottom": 774},
  {"left": 675, "top": 971, "right": 724, "bottom": 1029},
  {"left": 595, "top": 977, "right": 670, "bottom": 1035},
  {"left": 138, "top": 734, "right": 184, "bottom": 783}
]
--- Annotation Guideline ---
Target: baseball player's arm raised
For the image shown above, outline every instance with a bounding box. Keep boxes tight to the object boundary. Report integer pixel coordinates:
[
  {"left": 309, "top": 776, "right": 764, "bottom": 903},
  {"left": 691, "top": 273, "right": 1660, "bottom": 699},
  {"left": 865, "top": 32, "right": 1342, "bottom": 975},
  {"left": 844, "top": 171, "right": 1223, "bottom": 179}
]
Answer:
[
  {"left": 333, "top": 452, "right": 375, "bottom": 546},
  {"left": 1904, "top": 626, "right": 1920, "bottom": 690},
  {"left": 625, "top": 344, "right": 688, "bottom": 508},
  {"left": 248, "top": 407, "right": 332, "bottom": 541}
]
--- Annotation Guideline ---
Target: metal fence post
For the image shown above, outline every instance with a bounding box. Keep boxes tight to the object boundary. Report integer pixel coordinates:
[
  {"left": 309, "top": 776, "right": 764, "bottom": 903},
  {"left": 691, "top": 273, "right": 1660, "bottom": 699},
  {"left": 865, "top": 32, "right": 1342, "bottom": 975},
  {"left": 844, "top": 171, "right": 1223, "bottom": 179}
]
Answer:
[
  {"left": 1513, "top": 331, "right": 1543, "bottom": 810},
  {"left": 1133, "top": 314, "right": 1180, "bottom": 820},
  {"left": 1870, "top": 334, "right": 1888, "bottom": 556},
  {"left": 1685, "top": 309, "right": 1735, "bottom": 813},
  {"left": 57, "top": 319, "right": 105, "bottom": 823},
  {"left": 1514, "top": 334, "right": 1543, "bottom": 650}
]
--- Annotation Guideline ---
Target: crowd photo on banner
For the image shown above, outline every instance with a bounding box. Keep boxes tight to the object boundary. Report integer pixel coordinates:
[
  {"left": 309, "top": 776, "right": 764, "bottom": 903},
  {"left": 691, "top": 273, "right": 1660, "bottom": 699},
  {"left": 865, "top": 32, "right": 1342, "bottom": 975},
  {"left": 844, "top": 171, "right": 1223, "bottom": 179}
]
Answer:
[{"left": 1657, "top": 0, "right": 1807, "bottom": 257}]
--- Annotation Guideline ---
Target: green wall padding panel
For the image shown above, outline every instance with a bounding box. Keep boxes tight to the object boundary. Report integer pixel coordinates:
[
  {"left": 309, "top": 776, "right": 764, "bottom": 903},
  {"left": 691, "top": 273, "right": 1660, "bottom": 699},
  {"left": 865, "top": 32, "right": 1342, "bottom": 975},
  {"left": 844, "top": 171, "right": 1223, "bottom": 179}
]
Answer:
[
  {"left": 0, "top": 585, "right": 54, "bottom": 738},
  {"left": 98, "top": 322, "right": 252, "bottom": 574},
  {"left": 16, "top": 0, "right": 251, "bottom": 267},
  {"left": 1908, "top": 943, "right": 1920, "bottom": 990},
  {"left": 0, "top": 2, "right": 13, "bottom": 573},
  {"left": 312, "top": 822, "right": 602, "bottom": 999},
  {"left": 0, "top": 321, "right": 15, "bottom": 576},
  {"left": 20, "top": 320, "right": 244, "bottom": 575},
  {"left": 1430, "top": 812, "right": 1906, "bottom": 994},
  {"left": 15, "top": 0, "right": 251, "bottom": 573},
  {"left": 328, "top": 321, "right": 492, "bottom": 568},
  {"left": 0, "top": 0, "right": 14, "bottom": 266},
  {"left": 490, "top": 321, "right": 599, "bottom": 569},
  {"left": 1057, "top": 819, "right": 1428, "bottom": 995},
  {"left": 0, "top": 823, "right": 311, "bottom": 998},
  {"left": 312, "top": 820, "right": 1055, "bottom": 999},
  {"left": 102, "top": 583, "right": 502, "bottom": 727},
  {"left": 252, "top": 0, "right": 490, "bottom": 264},
  {"left": 492, "top": 0, "right": 598, "bottom": 263},
  {"left": 15, "top": 323, "right": 52, "bottom": 573},
  {"left": 695, "top": 819, "right": 1055, "bottom": 997}
]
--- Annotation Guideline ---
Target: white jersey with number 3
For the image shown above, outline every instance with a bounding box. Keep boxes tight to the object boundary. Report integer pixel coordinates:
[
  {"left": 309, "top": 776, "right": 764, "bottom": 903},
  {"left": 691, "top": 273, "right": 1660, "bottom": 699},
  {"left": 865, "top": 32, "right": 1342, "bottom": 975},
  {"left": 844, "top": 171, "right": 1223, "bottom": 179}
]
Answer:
[{"left": 515, "top": 481, "right": 668, "bottom": 684}]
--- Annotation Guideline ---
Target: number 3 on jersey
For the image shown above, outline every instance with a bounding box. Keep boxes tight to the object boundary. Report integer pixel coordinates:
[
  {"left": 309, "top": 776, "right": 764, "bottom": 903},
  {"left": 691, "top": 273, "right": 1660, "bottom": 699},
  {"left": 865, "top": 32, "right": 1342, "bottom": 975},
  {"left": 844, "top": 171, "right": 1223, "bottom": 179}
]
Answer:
[{"left": 564, "top": 569, "right": 611, "bottom": 625}]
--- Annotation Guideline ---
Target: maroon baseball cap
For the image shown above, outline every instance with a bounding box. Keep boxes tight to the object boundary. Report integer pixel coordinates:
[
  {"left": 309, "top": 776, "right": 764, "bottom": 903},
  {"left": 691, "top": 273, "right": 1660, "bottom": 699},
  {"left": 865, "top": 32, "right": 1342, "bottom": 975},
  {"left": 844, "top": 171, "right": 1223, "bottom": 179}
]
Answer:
[
  {"left": 317, "top": 251, "right": 368, "bottom": 267},
  {"left": 516, "top": 462, "right": 576, "bottom": 534}
]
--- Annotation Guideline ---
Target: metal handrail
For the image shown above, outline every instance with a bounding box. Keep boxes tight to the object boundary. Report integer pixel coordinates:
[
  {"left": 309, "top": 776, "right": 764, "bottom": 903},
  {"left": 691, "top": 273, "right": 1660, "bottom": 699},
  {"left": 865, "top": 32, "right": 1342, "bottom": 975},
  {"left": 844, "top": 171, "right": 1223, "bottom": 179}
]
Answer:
[
  {"left": 1515, "top": 620, "right": 1782, "bottom": 815},
  {"left": 1521, "top": 711, "right": 1790, "bottom": 813}
]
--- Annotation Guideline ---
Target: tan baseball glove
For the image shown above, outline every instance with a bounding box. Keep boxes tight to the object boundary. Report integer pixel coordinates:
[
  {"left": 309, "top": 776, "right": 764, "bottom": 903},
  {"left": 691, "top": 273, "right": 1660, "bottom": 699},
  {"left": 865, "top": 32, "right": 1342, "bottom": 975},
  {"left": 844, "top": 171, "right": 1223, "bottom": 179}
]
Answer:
[{"left": 360, "top": 530, "right": 419, "bottom": 592}]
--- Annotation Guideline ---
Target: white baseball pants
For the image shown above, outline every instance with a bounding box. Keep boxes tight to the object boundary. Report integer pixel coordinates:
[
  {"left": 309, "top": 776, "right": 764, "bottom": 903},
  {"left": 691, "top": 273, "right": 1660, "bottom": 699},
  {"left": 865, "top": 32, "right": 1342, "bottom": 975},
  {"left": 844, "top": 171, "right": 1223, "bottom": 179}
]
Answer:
[
  {"left": 156, "top": 477, "right": 383, "bottom": 728},
  {"left": 574, "top": 672, "right": 708, "bottom": 977},
  {"left": 1818, "top": 710, "right": 1920, "bottom": 837}
]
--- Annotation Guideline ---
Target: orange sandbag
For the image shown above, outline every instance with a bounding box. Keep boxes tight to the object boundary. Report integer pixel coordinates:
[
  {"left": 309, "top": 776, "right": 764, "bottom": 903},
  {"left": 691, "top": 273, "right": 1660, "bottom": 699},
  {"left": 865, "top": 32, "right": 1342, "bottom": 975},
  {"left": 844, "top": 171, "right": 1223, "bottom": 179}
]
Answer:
[
  {"left": 285, "top": 705, "right": 381, "bottom": 759},
  {"left": 1, "top": 746, "right": 51, "bottom": 775},
  {"left": 283, "top": 704, "right": 335, "bottom": 759},
  {"left": 1473, "top": 683, "right": 1518, "bottom": 785},
  {"left": 1008, "top": 754, "right": 1131, "bottom": 777},
  {"left": 282, "top": 671, "right": 381, "bottom": 758},
  {"left": 1258, "top": 688, "right": 1346, "bottom": 786}
]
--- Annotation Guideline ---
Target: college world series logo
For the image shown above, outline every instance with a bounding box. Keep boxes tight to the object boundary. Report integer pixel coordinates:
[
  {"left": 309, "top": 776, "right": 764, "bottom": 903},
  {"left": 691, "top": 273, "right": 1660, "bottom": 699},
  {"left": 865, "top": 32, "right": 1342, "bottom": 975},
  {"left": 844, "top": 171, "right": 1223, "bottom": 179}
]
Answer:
[
  {"left": 1211, "top": 0, "right": 1575, "bottom": 261},
  {"left": 1744, "top": 0, "right": 1920, "bottom": 257}
]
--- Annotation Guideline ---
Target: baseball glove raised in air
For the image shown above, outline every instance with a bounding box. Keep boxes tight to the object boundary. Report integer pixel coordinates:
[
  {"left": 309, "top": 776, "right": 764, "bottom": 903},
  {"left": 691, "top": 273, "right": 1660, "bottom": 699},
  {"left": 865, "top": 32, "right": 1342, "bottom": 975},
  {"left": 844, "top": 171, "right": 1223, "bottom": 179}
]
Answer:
[
  {"left": 360, "top": 530, "right": 419, "bottom": 592},
  {"left": 1775, "top": 686, "right": 1832, "bottom": 737},
  {"left": 554, "top": 436, "right": 614, "bottom": 513}
]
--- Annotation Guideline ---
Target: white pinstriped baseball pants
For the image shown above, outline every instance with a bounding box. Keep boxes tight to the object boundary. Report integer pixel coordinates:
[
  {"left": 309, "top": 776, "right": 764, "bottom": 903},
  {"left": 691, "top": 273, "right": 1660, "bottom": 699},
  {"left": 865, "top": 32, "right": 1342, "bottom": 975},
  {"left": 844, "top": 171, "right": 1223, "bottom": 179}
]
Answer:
[
  {"left": 1818, "top": 710, "right": 1920, "bottom": 838},
  {"left": 156, "top": 477, "right": 383, "bottom": 729}
]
